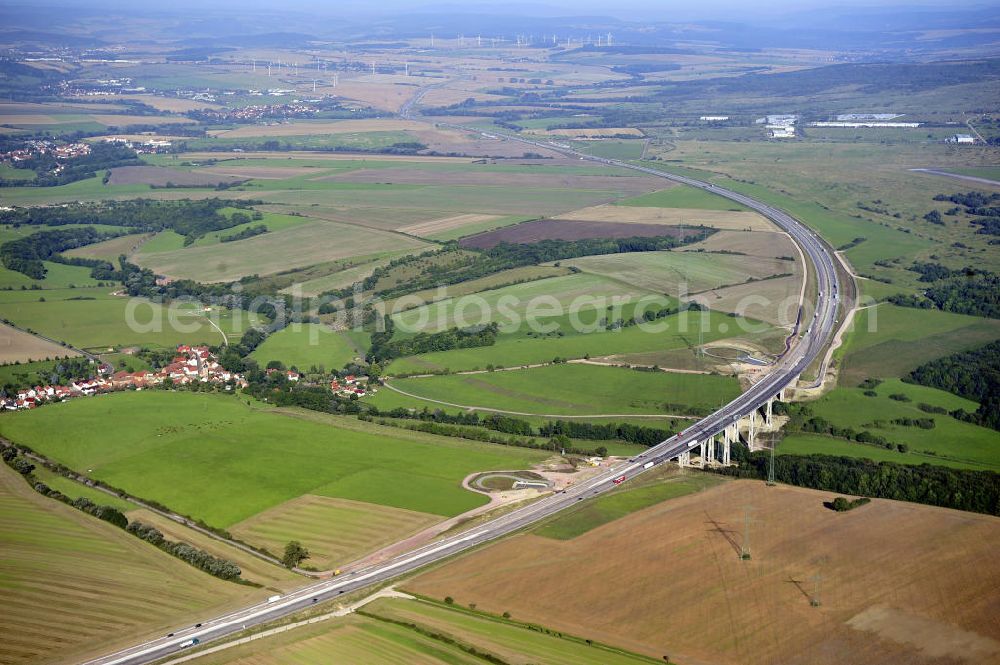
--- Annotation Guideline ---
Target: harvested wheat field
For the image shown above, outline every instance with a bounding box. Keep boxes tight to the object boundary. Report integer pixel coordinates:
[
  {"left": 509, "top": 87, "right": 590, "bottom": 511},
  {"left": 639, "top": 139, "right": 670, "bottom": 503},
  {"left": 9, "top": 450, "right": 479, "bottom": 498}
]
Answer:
[
  {"left": 680, "top": 229, "right": 799, "bottom": 259},
  {"left": 198, "top": 165, "right": 325, "bottom": 179},
  {"left": 419, "top": 87, "right": 509, "bottom": 106},
  {"left": 229, "top": 495, "right": 441, "bottom": 570},
  {"left": 209, "top": 118, "right": 424, "bottom": 139},
  {"left": 0, "top": 464, "right": 249, "bottom": 665},
  {"left": 533, "top": 127, "right": 645, "bottom": 138},
  {"left": 90, "top": 114, "right": 196, "bottom": 126},
  {"left": 320, "top": 168, "right": 660, "bottom": 193},
  {"left": 412, "top": 126, "right": 563, "bottom": 158},
  {"left": 178, "top": 151, "right": 473, "bottom": 164},
  {"left": 0, "top": 323, "right": 79, "bottom": 363},
  {"left": 691, "top": 274, "right": 803, "bottom": 326},
  {"left": 398, "top": 213, "right": 505, "bottom": 237},
  {"left": 554, "top": 203, "right": 774, "bottom": 231},
  {"left": 406, "top": 480, "right": 1000, "bottom": 665},
  {"left": 113, "top": 95, "right": 222, "bottom": 112},
  {"left": 330, "top": 78, "right": 426, "bottom": 111},
  {"left": 107, "top": 165, "right": 244, "bottom": 187},
  {"left": 64, "top": 233, "right": 152, "bottom": 262},
  {"left": 459, "top": 219, "right": 687, "bottom": 249}
]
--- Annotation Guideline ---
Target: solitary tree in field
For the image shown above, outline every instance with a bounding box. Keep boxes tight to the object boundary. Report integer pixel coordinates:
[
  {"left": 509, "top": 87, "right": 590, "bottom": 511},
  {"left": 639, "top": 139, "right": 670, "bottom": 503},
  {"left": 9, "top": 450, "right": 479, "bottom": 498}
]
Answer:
[{"left": 282, "top": 540, "right": 310, "bottom": 568}]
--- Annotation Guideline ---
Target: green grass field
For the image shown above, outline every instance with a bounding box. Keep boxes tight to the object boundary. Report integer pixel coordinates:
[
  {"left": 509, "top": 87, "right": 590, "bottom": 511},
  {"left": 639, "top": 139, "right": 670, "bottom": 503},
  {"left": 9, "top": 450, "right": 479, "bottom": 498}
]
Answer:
[
  {"left": 390, "top": 272, "right": 671, "bottom": 334},
  {"left": 138, "top": 229, "right": 186, "bottom": 253},
  {"left": 183, "top": 596, "right": 657, "bottom": 665},
  {"left": 135, "top": 219, "right": 432, "bottom": 283},
  {"left": 186, "top": 130, "right": 415, "bottom": 151},
  {"left": 617, "top": 186, "right": 748, "bottom": 211},
  {"left": 250, "top": 324, "right": 369, "bottom": 371},
  {"left": 574, "top": 139, "right": 646, "bottom": 160},
  {"left": 387, "top": 309, "right": 765, "bottom": 375},
  {"left": 280, "top": 257, "right": 395, "bottom": 297},
  {"left": 0, "top": 463, "right": 248, "bottom": 665},
  {"left": 0, "top": 357, "right": 79, "bottom": 387},
  {"left": 535, "top": 472, "right": 725, "bottom": 539},
  {"left": 64, "top": 233, "right": 151, "bottom": 262},
  {"left": 0, "top": 392, "right": 548, "bottom": 527},
  {"left": 0, "top": 261, "right": 102, "bottom": 290},
  {"left": 719, "top": 179, "right": 933, "bottom": 272},
  {"left": 0, "top": 287, "right": 261, "bottom": 350},
  {"left": 362, "top": 597, "right": 659, "bottom": 665},
  {"left": 31, "top": 466, "right": 137, "bottom": 512},
  {"left": 255, "top": 180, "right": 628, "bottom": 218},
  {"left": 0, "top": 174, "right": 169, "bottom": 205},
  {"left": 949, "top": 166, "right": 1000, "bottom": 181},
  {"left": 561, "top": 250, "right": 793, "bottom": 294},
  {"left": 838, "top": 304, "right": 1000, "bottom": 385},
  {"left": 651, "top": 140, "right": 997, "bottom": 280},
  {"left": 778, "top": 433, "right": 988, "bottom": 469},
  {"left": 189, "top": 210, "right": 316, "bottom": 247},
  {"left": 383, "top": 265, "right": 571, "bottom": 312},
  {"left": 379, "top": 364, "right": 741, "bottom": 416},
  {"left": 0, "top": 162, "right": 36, "bottom": 181},
  {"left": 785, "top": 378, "right": 1000, "bottom": 471}
]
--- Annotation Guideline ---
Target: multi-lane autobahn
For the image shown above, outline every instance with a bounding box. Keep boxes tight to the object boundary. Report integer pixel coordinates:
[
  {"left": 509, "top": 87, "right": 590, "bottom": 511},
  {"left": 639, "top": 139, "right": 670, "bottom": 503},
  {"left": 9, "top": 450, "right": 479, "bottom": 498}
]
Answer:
[{"left": 84, "top": 126, "right": 841, "bottom": 665}]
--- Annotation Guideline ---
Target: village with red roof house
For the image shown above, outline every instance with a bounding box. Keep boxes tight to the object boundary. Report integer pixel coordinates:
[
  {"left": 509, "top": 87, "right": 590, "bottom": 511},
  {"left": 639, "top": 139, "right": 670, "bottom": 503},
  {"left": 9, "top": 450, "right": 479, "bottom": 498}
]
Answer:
[{"left": 2, "top": 345, "right": 247, "bottom": 412}]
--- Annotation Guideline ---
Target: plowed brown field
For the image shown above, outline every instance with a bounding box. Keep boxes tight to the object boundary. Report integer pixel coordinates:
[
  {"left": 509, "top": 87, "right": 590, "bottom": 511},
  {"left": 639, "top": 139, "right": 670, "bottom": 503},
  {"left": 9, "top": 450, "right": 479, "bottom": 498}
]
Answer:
[{"left": 406, "top": 480, "right": 1000, "bottom": 665}]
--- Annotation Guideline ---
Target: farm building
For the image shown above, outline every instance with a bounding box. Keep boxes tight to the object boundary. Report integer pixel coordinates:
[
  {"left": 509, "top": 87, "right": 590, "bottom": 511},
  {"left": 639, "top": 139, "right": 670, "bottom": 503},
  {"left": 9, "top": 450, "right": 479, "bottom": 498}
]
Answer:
[
  {"left": 947, "top": 134, "right": 976, "bottom": 144},
  {"left": 836, "top": 113, "right": 903, "bottom": 121},
  {"left": 808, "top": 121, "right": 920, "bottom": 128}
]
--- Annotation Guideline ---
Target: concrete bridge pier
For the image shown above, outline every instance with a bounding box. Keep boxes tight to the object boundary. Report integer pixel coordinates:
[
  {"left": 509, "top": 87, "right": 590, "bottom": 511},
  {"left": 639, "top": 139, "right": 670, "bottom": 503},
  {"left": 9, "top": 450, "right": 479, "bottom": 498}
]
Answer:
[
  {"left": 765, "top": 397, "right": 774, "bottom": 427},
  {"left": 744, "top": 410, "right": 758, "bottom": 452},
  {"left": 722, "top": 434, "right": 731, "bottom": 465},
  {"left": 677, "top": 450, "right": 691, "bottom": 467},
  {"left": 706, "top": 436, "right": 716, "bottom": 466},
  {"left": 724, "top": 422, "right": 738, "bottom": 445},
  {"left": 697, "top": 440, "right": 706, "bottom": 468}
]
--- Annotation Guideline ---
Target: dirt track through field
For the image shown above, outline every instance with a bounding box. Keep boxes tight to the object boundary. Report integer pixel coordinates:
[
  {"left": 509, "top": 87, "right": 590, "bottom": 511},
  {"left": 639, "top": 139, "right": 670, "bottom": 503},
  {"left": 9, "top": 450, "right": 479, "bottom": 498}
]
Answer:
[{"left": 909, "top": 168, "right": 1000, "bottom": 187}]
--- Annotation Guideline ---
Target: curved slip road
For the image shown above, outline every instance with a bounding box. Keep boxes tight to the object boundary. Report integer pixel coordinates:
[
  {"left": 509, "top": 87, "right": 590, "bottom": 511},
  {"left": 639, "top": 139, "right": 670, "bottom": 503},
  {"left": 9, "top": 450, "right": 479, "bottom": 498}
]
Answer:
[{"left": 83, "top": 122, "right": 841, "bottom": 665}]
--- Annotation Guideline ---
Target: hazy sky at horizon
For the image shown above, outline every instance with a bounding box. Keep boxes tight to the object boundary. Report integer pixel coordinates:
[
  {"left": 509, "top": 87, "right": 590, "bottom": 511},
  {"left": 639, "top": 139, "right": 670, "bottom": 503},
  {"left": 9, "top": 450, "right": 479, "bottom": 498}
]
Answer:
[{"left": 9, "top": 0, "right": 995, "bottom": 20}]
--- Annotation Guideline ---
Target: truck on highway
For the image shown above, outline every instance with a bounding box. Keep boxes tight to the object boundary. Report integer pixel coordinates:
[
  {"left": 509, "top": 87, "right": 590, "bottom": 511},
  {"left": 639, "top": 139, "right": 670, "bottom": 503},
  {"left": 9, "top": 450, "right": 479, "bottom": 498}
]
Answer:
[
  {"left": 179, "top": 638, "right": 200, "bottom": 649},
  {"left": 613, "top": 475, "right": 627, "bottom": 485},
  {"left": 643, "top": 461, "right": 655, "bottom": 470},
  {"left": 267, "top": 594, "right": 281, "bottom": 603}
]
